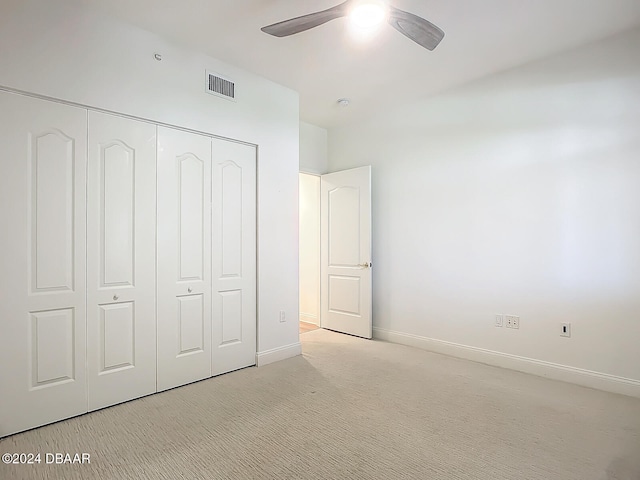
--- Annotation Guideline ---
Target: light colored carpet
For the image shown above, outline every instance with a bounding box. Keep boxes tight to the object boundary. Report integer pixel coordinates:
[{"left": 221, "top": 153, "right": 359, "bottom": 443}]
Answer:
[{"left": 1, "top": 328, "right": 640, "bottom": 479}]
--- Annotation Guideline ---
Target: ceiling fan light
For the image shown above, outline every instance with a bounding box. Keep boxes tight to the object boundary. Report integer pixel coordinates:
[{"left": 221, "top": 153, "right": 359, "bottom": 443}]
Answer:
[{"left": 350, "top": 0, "right": 388, "bottom": 29}]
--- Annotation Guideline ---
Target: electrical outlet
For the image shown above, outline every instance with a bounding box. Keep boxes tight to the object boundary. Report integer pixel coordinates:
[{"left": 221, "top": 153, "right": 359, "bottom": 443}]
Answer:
[
  {"left": 560, "top": 323, "right": 571, "bottom": 338},
  {"left": 505, "top": 315, "right": 520, "bottom": 329},
  {"left": 495, "top": 314, "right": 504, "bottom": 327},
  {"left": 279, "top": 310, "right": 286, "bottom": 323}
]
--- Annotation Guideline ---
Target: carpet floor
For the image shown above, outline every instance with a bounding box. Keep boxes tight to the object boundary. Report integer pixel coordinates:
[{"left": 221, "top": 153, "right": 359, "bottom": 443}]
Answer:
[{"left": 1, "top": 328, "right": 639, "bottom": 479}]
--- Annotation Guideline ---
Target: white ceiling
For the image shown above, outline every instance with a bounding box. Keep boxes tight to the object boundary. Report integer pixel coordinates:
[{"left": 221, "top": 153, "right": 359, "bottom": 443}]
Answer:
[{"left": 76, "top": 0, "right": 640, "bottom": 129}]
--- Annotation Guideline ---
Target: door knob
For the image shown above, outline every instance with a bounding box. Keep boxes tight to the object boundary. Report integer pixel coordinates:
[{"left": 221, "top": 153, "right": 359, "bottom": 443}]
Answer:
[
  {"left": 358, "top": 263, "right": 371, "bottom": 269},
  {"left": 188, "top": 287, "right": 193, "bottom": 293},
  {"left": 113, "top": 295, "right": 119, "bottom": 301}
]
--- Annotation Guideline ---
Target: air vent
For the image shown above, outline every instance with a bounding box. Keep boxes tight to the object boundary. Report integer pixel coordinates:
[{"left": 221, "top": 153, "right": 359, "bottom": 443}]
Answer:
[{"left": 206, "top": 71, "right": 236, "bottom": 101}]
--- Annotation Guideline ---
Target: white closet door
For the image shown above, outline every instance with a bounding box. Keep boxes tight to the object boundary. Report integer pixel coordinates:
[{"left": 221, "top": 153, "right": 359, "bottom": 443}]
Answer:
[
  {"left": 157, "top": 127, "right": 212, "bottom": 391},
  {"left": 86, "top": 112, "right": 157, "bottom": 411},
  {"left": 211, "top": 140, "right": 257, "bottom": 375},
  {"left": 0, "top": 91, "right": 87, "bottom": 437}
]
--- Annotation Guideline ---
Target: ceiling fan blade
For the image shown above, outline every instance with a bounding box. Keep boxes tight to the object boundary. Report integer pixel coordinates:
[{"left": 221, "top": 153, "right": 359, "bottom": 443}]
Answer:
[
  {"left": 387, "top": 6, "right": 445, "bottom": 51},
  {"left": 261, "top": 1, "right": 350, "bottom": 37}
]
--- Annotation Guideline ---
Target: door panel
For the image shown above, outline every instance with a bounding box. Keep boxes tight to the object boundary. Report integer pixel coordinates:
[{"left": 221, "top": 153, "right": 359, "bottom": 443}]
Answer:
[
  {"left": 32, "top": 130, "right": 75, "bottom": 291},
  {"left": 211, "top": 139, "right": 256, "bottom": 376},
  {"left": 31, "top": 308, "right": 76, "bottom": 387},
  {"left": 178, "top": 155, "right": 206, "bottom": 280},
  {"left": 101, "top": 141, "right": 135, "bottom": 286},
  {"left": 0, "top": 91, "right": 87, "bottom": 437},
  {"left": 328, "top": 187, "right": 361, "bottom": 266},
  {"left": 99, "top": 302, "right": 135, "bottom": 372},
  {"left": 321, "top": 166, "right": 372, "bottom": 339},
  {"left": 220, "top": 290, "right": 242, "bottom": 344},
  {"left": 328, "top": 275, "right": 362, "bottom": 315},
  {"left": 87, "top": 111, "right": 156, "bottom": 411},
  {"left": 178, "top": 294, "right": 205, "bottom": 355},
  {"left": 157, "top": 127, "right": 212, "bottom": 391}
]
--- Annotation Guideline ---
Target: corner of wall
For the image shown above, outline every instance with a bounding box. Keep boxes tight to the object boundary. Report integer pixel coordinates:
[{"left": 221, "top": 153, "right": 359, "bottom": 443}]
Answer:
[{"left": 256, "top": 342, "right": 302, "bottom": 367}]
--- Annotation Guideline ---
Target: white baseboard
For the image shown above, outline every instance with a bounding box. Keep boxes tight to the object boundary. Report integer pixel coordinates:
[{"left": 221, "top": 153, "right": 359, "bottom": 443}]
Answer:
[
  {"left": 373, "top": 327, "right": 640, "bottom": 398},
  {"left": 256, "top": 342, "right": 302, "bottom": 367},
  {"left": 299, "top": 313, "right": 319, "bottom": 325}
]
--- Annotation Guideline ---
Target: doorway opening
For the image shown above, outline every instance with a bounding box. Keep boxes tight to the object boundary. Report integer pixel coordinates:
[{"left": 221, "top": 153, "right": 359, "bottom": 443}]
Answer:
[
  {"left": 299, "top": 172, "right": 321, "bottom": 335},
  {"left": 299, "top": 167, "right": 372, "bottom": 338}
]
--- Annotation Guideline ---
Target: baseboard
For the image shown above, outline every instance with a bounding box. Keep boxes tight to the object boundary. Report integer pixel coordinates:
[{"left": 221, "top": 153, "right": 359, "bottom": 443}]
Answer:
[
  {"left": 256, "top": 342, "right": 302, "bottom": 367},
  {"left": 299, "top": 313, "right": 319, "bottom": 325},
  {"left": 373, "top": 327, "right": 640, "bottom": 398}
]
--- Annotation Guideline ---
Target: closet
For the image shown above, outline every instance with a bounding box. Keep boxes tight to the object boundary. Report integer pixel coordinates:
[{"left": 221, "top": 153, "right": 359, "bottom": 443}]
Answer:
[{"left": 0, "top": 90, "right": 257, "bottom": 437}]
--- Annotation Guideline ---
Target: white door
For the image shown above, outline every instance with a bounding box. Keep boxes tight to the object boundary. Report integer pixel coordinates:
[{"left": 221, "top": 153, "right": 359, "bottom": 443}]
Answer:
[
  {"left": 157, "top": 127, "right": 212, "bottom": 391},
  {"left": 86, "top": 112, "right": 157, "bottom": 410},
  {"left": 211, "top": 139, "right": 257, "bottom": 376},
  {"left": 321, "top": 166, "right": 372, "bottom": 338},
  {"left": 0, "top": 92, "right": 87, "bottom": 437}
]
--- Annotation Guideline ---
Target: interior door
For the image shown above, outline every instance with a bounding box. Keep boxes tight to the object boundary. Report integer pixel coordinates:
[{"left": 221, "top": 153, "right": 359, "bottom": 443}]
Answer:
[
  {"left": 0, "top": 91, "right": 88, "bottom": 437},
  {"left": 86, "top": 112, "right": 157, "bottom": 410},
  {"left": 157, "top": 127, "right": 212, "bottom": 391},
  {"left": 211, "top": 139, "right": 257, "bottom": 376},
  {"left": 320, "top": 166, "right": 372, "bottom": 338}
]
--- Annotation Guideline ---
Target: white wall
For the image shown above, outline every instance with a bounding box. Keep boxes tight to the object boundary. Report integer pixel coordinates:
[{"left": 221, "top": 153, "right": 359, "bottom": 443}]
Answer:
[
  {"left": 299, "top": 174, "right": 321, "bottom": 325},
  {"left": 328, "top": 28, "right": 640, "bottom": 393},
  {"left": 0, "top": 0, "right": 301, "bottom": 359},
  {"left": 300, "top": 121, "right": 329, "bottom": 174}
]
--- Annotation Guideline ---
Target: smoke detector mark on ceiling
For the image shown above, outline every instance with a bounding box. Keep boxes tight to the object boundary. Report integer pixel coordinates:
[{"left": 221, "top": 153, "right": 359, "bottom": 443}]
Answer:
[{"left": 206, "top": 71, "right": 236, "bottom": 101}]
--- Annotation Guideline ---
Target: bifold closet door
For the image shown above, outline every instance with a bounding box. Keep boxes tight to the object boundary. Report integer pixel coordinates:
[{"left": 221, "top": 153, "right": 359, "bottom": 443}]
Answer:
[
  {"left": 86, "top": 112, "right": 157, "bottom": 411},
  {"left": 211, "top": 139, "right": 257, "bottom": 376},
  {"left": 157, "top": 127, "right": 212, "bottom": 391},
  {"left": 0, "top": 92, "right": 87, "bottom": 437}
]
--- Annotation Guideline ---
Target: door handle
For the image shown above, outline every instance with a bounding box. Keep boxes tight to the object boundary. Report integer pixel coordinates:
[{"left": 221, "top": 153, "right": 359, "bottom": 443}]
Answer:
[
  {"left": 188, "top": 287, "right": 193, "bottom": 293},
  {"left": 358, "top": 263, "right": 371, "bottom": 269}
]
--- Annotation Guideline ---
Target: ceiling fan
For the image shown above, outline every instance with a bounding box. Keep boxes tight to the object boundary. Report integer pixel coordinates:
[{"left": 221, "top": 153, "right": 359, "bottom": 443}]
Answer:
[{"left": 260, "top": 0, "right": 445, "bottom": 51}]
